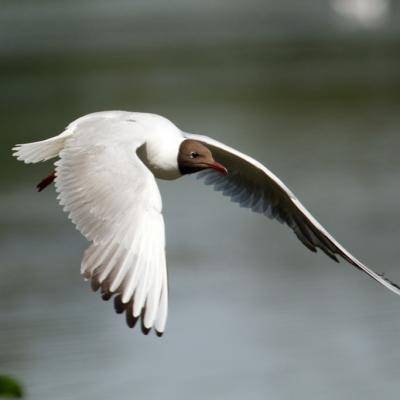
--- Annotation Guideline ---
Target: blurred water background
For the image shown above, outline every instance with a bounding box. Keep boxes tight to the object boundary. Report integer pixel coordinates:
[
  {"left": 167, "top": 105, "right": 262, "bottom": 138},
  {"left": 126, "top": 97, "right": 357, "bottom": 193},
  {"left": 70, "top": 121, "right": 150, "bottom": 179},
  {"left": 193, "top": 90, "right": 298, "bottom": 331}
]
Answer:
[{"left": 2, "top": 0, "right": 400, "bottom": 399}]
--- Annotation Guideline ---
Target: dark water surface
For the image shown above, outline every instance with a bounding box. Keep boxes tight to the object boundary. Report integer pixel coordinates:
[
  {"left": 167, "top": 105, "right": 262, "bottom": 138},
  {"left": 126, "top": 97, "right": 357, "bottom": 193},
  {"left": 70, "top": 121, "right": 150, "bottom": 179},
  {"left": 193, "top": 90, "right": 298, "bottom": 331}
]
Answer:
[{"left": 2, "top": 1, "right": 400, "bottom": 399}]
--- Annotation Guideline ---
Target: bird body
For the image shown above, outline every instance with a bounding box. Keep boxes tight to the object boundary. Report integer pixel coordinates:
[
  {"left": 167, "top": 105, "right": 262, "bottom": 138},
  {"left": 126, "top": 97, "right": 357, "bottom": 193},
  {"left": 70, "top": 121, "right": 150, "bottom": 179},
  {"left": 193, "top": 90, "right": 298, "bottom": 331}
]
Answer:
[{"left": 13, "top": 110, "right": 400, "bottom": 336}]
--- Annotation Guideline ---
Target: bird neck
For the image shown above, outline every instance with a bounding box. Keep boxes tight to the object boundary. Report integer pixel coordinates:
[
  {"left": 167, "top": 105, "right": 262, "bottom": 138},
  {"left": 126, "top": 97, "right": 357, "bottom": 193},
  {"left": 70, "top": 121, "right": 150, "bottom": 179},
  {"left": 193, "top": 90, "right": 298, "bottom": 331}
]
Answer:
[{"left": 141, "top": 135, "right": 185, "bottom": 181}]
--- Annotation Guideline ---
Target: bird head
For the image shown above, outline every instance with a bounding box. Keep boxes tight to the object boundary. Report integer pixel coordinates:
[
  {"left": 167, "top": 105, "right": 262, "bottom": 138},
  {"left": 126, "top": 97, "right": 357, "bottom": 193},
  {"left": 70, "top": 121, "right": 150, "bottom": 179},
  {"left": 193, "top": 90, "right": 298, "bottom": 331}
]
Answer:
[{"left": 178, "top": 139, "right": 228, "bottom": 176}]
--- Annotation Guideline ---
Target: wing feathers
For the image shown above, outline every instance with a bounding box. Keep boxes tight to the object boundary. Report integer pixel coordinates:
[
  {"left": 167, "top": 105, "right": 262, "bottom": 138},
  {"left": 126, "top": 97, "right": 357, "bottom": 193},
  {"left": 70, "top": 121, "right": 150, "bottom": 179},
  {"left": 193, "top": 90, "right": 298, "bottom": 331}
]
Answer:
[
  {"left": 187, "top": 132, "right": 400, "bottom": 296},
  {"left": 55, "top": 120, "right": 168, "bottom": 335}
]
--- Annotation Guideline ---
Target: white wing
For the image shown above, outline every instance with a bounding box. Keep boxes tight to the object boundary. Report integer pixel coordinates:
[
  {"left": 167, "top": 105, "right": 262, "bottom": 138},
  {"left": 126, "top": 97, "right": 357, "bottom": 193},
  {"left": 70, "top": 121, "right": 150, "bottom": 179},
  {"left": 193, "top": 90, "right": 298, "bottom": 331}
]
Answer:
[
  {"left": 55, "top": 117, "right": 168, "bottom": 335},
  {"left": 186, "top": 132, "right": 400, "bottom": 296}
]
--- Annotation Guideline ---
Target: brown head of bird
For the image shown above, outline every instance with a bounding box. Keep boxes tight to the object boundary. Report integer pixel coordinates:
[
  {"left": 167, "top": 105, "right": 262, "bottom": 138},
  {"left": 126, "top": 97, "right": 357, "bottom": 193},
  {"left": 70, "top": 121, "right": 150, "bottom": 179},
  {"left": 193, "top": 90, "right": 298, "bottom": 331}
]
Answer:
[{"left": 178, "top": 139, "right": 228, "bottom": 176}]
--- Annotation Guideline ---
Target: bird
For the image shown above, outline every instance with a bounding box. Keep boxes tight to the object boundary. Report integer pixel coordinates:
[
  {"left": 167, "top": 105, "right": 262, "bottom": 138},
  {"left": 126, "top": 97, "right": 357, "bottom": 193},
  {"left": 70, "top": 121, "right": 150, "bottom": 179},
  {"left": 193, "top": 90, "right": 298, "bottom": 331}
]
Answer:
[{"left": 12, "top": 110, "right": 400, "bottom": 336}]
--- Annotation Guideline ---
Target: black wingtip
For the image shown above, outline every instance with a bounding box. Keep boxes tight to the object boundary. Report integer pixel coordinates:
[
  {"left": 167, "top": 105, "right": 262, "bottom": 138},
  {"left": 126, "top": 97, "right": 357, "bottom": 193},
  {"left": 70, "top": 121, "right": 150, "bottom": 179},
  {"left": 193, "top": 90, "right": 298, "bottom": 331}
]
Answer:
[
  {"left": 101, "top": 291, "right": 113, "bottom": 301},
  {"left": 377, "top": 272, "right": 400, "bottom": 291},
  {"left": 140, "top": 308, "right": 151, "bottom": 335},
  {"left": 141, "top": 326, "right": 151, "bottom": 335},
  {"left": 95, "top": 289, "right": 164, "bottom": 336},
  {"left": 114, "top": 295, "right": 126, "bottom": 314},
  {"left": 126, "top": 311, "right": 139, "bottom": 329}
]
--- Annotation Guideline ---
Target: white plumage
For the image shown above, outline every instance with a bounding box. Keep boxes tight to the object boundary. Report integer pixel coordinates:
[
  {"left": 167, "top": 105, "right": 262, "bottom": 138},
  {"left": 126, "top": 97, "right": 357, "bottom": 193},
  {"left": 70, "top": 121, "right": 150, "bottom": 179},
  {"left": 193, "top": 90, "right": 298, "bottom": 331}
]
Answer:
[
  {"left": 14, "top": 111, "right": 183, "bottom": 335},
  {"left": 13, "top": 110, "right": 400, "bottom": 336}
]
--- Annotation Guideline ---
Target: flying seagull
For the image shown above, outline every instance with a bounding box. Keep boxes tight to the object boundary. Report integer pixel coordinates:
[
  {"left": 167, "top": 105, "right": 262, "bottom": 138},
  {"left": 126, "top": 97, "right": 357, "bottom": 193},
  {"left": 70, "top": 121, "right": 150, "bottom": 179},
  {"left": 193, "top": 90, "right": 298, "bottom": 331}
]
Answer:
[{"left": 12, "top": 111, "right": 400, "bottom": 336}]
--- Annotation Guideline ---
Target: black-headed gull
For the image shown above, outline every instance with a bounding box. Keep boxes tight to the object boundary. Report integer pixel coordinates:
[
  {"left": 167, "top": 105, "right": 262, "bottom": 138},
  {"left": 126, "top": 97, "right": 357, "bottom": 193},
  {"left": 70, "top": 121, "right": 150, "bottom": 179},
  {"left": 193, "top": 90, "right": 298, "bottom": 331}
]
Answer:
[{"left": 13, "top": 111, "right": 400, "bottom": 336}]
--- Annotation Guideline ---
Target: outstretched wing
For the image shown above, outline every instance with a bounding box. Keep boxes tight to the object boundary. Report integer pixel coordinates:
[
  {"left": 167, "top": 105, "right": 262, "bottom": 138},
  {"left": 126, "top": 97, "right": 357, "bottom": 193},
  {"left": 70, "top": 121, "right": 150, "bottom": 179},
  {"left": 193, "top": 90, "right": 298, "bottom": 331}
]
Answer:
[
  {"left": 55, "top": 117, "right": 168, "bottom": 335},
  {"left": 185, "top": 132, "right": 400, "bottom": 296}
]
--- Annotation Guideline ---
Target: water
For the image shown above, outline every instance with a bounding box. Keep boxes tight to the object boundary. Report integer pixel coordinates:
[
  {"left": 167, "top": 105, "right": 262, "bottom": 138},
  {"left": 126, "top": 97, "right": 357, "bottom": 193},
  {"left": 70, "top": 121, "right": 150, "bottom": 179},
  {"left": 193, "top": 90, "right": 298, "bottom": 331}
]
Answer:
[{"left": 2, "top": 1, "right": 400, "bottom": 399}]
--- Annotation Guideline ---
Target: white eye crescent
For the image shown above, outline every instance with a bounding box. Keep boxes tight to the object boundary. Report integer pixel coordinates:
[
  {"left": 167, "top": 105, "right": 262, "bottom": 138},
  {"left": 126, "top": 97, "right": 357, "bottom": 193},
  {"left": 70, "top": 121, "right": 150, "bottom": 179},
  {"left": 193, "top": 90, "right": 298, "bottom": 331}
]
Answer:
[{"left": 190, "top": 151, "right": 199, "bottom": 159}]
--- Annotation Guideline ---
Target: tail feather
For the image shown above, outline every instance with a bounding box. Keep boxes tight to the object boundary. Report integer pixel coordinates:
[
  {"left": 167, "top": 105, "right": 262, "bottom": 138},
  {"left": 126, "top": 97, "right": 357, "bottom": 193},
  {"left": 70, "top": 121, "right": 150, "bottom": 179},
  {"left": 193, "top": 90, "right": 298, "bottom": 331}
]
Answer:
[{"left": 12, "top": 134, "right": 68, "bottom": 164}]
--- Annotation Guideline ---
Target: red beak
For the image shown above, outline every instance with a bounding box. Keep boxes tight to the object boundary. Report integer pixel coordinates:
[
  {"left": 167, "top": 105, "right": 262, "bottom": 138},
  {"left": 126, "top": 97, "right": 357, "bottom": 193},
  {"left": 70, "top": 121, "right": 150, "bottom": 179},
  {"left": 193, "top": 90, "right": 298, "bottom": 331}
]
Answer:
[{"left": 207, "top": 161, "right": 228, "bottom": 176}]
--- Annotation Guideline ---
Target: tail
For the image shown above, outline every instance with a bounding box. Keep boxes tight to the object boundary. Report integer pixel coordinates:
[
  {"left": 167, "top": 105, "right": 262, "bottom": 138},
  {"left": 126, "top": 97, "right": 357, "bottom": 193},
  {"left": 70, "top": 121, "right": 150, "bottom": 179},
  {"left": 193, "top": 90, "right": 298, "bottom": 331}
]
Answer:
[{"left": 12, "top": 134, "right": 69, "bottom": 164}]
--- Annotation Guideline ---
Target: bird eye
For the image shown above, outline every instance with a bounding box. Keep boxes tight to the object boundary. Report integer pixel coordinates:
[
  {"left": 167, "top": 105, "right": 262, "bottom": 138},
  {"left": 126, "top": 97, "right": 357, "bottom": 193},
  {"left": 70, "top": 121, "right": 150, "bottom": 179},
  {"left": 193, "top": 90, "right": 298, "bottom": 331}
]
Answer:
[{"left": 190, "top": 151, "right": 199, "bottom": 159}]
